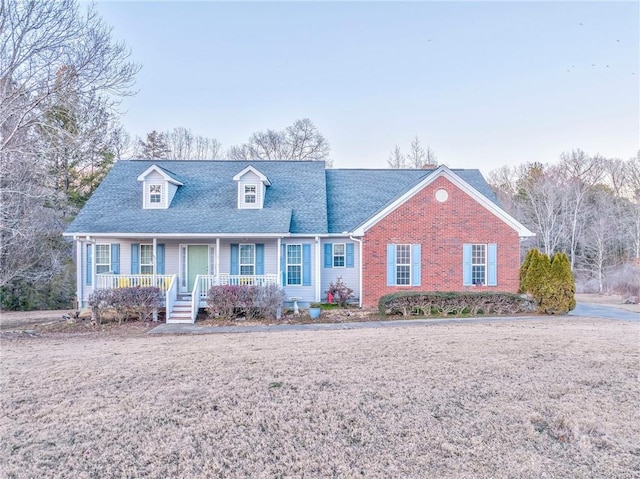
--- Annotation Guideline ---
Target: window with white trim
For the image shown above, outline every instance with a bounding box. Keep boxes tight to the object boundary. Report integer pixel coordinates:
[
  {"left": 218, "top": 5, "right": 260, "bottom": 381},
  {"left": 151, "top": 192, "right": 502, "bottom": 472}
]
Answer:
[
  {"left": 95, "top": 244, "right": 111, "bottom": 274},
  {"left": 140, "top": 244, "right": 154, "bottom": 274},
  {"left": 149, "top": 184, "right": 162, "bottom": 204},
  {"left": 396, "top": 244, "right": 411, "bottom": 286},
  {"left": 244, "top": 184, "right": 257, "bottom": 205},
  {"left": 333, "top": 243, "right": 345, "bottom": 268},
  {"left": 472, "top": 244, "right": 487, "bottom": 285},
  {"left": 287, "top": 244, "right": 302, "bottom": 285},
  {"left": 240, "top": 244, "right": 255, "bottom": 275}
]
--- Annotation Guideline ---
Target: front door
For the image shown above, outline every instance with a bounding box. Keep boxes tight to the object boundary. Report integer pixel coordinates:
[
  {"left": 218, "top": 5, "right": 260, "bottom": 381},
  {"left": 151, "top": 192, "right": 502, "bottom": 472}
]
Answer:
[{"left": 187, "top": 245, "right": 209, "bottom": 292}]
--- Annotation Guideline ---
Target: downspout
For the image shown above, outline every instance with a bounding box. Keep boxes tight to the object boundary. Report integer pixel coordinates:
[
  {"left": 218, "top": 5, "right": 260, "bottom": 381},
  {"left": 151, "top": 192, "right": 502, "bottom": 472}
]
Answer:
[{"left": 349, "top": 235, "right": 363, "bottom": 308}]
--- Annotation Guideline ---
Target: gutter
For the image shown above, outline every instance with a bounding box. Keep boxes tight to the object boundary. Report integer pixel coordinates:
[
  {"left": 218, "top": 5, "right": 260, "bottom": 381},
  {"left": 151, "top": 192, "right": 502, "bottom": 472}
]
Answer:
[{"left": 349, "top": 235, "right": 363, "bottom": 308}]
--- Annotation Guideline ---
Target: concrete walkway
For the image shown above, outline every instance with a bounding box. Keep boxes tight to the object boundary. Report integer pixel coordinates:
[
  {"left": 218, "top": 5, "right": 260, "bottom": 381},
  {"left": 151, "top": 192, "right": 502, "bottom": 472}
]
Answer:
[{"left": 148, "top": 302, "right": 640, "bottom": 335}]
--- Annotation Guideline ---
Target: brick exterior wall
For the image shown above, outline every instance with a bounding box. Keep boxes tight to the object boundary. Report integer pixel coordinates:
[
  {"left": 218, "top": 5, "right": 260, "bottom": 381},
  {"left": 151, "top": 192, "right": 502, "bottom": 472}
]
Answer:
[{"left": 361, "top": 175, "right": 522, "bottom": 308}]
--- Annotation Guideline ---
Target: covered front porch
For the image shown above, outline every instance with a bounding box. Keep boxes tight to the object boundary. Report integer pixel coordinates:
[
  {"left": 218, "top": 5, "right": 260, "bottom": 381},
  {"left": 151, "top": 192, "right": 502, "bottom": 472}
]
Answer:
[{"left": 96, "top": 272, "right": 279, "bottom": 323}]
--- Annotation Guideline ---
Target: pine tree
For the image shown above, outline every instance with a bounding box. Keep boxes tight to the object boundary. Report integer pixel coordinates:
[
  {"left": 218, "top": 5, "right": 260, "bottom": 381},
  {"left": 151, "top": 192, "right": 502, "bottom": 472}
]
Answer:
[
  {"left": 547, "top": 252, "right": 576, "bottom": 314},
  {"left": 523, "top": 250, "right": 552, "bottom": 313},
  {"left": 139, "top": 130, "right": 171, "bottom": 159},
  {"left": 519, "top": 248, "right": 538, "bottom": 293}
]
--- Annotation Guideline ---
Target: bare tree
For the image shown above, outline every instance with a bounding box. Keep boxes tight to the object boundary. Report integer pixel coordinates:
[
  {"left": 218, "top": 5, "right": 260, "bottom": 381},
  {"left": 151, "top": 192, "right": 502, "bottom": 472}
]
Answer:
[
  {"left": 165, "top": 127, "right": 222, "bottom": 160},
  {"left": 0, "top": 0, "right": 139, "bottom": 301},
  {"left": 387, "top": 145, "right": 406, "bottom": 168},
  {"left": 388, "top": 135, "right": 437, "bottom": 169},
  {"left": 227, "top": 118, "right": 331, "bottom": 165}
]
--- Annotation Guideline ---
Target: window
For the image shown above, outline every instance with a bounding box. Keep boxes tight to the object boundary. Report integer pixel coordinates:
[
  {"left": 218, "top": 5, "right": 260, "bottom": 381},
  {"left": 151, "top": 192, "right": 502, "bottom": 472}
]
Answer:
[
  {"left": 240, "top": 244, "right": 255, "bottom": 275},
  {"left": 333, "top": 243, "right": 345, "bottom": 268},
  {"left": 149, "top": 184, "right": 162, "bottom": 204},
  {"left": 396, "top": 244, "right": 411, "bottom": 286},
  {"left": 95, "top": 244, "right": 111, "bottom": 274},
  {"left": 244, "top": 184, "right": 257, "bottom": 204},
  {"left": 287, "top": 244, "right": 302, "bottom": 285},
  {"left": 140, "top": 244, "right": 154, "bottom": 274},
  {"left": 471, "top": 244, "right": 487, "bottom": 285}
]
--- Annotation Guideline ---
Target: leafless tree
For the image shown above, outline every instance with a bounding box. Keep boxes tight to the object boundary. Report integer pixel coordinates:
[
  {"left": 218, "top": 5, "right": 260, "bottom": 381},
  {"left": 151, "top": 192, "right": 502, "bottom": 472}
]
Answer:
[
  {"left": 0, "top": 0, "right": 139, "bottom": 299},
  {"left": 388, "top": 135, "right": 437, "bottom": 169},
  {"left": 165, "top": 127, "right": 222, "bottom": 160},
  {"left": 227, "top": 118, "right": 331, "bottom": 166}
]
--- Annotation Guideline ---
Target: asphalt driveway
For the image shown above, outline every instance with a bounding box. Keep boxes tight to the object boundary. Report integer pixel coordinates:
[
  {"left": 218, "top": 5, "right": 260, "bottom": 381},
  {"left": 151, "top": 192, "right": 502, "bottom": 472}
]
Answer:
[{"left": 569, "top": 302, "right": 639, "bottom": 321}]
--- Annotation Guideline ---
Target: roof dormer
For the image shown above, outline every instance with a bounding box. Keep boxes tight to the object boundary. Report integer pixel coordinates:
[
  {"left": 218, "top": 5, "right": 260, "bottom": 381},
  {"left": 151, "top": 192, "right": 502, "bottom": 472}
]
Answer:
[
  {"left": 233, "top": 165, "right": 271, "bottom": 209},
  {"left": 137, "top": 165, "right": 183, "bottom": 209}
]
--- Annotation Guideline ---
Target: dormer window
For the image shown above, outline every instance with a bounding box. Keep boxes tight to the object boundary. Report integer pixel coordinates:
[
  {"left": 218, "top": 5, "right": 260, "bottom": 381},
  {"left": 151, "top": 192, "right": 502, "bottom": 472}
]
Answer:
[
  {"left": 149, "top": 184, "right": 162, "bottom": 204},
  {"left": 137, "top": 164, "right": 184, "bottom": 210},
  {"left": 244, "top": 185, "right": 257, "bottom": 205},
  {"left": 233, "top": 165, "right": 271, "bottom": 210}
]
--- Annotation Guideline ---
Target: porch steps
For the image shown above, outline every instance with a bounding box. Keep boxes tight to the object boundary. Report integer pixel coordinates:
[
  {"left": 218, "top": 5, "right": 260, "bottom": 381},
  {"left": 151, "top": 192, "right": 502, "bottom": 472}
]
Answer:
[{"left": 167, "top": 300, "right": 194, "bottom": 324}]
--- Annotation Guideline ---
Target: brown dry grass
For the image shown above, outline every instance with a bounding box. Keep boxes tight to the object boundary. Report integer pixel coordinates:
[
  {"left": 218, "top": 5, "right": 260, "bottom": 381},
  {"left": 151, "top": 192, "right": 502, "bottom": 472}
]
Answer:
[{"left": 1, "top": 318, "right": 639, "bottom": 478}]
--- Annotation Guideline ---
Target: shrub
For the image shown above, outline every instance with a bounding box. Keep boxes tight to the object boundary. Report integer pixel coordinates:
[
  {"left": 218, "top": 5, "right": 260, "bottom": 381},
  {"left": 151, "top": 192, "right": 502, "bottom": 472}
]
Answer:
[
  {"left": 327, "top": 276, "right": 354, "bottom": 307},
  {"left": 521, "top": 249, "right": 576, "bottom": 314},
  {"left": 519, "top": 248, "right": 537, "bottom": 293},
  {"left": 206, "top": 284, "right": 285, "bottom": 321},
  {"left": 378, "top": 291, "right": 535, "bottom": 317},
  {"left": 88, "top": 287, "right": 163, "bottom": 324}
]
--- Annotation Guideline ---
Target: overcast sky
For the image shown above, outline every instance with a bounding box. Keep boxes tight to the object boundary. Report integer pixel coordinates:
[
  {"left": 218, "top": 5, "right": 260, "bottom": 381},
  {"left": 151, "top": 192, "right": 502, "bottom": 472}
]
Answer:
[{"left": 95, "top": 1, "right": 639, "bottom": 174}]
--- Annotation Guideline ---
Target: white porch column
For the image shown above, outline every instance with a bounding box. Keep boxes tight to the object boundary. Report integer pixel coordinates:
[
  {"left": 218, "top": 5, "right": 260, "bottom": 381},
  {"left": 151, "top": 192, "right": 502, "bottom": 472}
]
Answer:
[
  {"left": 152, "top": 237, "right": 158, "bottom": 321},
  {"left": 215, "top": 238, "right": 220, "bottom": 284},
  {"left": 75, "top": 238, "right": 83, "bottom": 308},
  {"left": 91, "top": 241, "right": 96, "bottom": 293},
  {"left": 277, "top": 237, "right": 282, "bottom": 286},
  {"left": 152, "top": 237, "right": 157, "bottom": 285},
  {"left": 315, "top": 236, "right": 321, "bottom": 302}
]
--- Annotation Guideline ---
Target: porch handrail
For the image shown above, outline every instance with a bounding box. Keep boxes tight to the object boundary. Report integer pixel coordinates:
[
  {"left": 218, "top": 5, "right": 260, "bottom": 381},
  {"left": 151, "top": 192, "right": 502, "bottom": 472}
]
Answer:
[
  {"left": 198, "top": 275, "right": 217, "bottom": 299},
  {"left": 96, "top": 274, "right": 174, "bottom": 294},
  {"left": 217, "top": 273, "right": 278, "bottom": 286},
  {"left": 165, "top": 275, "right": 177, "bottom": 320},
  {"left": 191, "top": 275, "right": 202, "bottom": 323}
]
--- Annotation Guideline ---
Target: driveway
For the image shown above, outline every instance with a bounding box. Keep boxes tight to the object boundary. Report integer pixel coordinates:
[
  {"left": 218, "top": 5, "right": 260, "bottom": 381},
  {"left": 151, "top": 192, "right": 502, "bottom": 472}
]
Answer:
[{"left": 570, "top": 302, "right": 639, "bottom": 321}]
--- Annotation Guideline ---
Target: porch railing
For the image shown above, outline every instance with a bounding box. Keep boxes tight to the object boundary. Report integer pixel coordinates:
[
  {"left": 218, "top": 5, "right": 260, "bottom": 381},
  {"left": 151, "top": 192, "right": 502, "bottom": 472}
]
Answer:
[
  {"left": 96, "top": 274, "right": 175, "bottom": 294},
  {"left": 217, "top": 274, "right": 278, "bottom": 287},
  {"left": 165, "top": 275, "right": 177, "bottom": 319}
]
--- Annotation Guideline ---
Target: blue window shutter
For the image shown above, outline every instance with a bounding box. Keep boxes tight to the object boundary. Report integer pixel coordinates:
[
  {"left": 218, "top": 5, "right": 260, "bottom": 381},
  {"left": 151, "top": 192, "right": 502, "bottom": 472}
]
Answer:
[
  {"left": 230, "top": 244, "right": 239, "bottom": 275},
  {"left": 386, "top": 244, "right": 396, "bottom": 286},
  {"left": 280, "top": 243, "right": 286, "bottom": 285},
  {"left": 110, "top": 244, "right": 120, "bottom": 274},
  {"left": 131, "top": 244, "right": 139, "bottom": 274},
  {"left": 256, "top": 244, "right": 264, "bottom": 275},
  {"left": 86, "top": 244, "right": 92, "bottom": 286},
  {"left": 302, "top": 244, "right": 312, "bottom": 286},
  {"left": 324, "top": 243, "right": 333, "bottom": 268},
  {"left": 346, "top": 243, "right": 354, "bottom": 268},
  {"left": 463, "top": 244, "right": 472, "bottom": 286},
  {"left": 156, "top": 244, "right": 165, "bottom": 275},
  {"left": 411, "top": 244, "right": 421, "bottom": 287},
  {"left": 488, "top": 243, "right": 497, "bottom": 286}
]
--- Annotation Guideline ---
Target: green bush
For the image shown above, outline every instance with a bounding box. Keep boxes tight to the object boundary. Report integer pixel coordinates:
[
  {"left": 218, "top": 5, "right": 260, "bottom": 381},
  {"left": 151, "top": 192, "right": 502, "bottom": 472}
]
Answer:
[
  {"left": 520, "top": 249, "right": 575, "bottom": 314},
  {"left": 378, "top": 291, "right": 535, "bottom": 317}
]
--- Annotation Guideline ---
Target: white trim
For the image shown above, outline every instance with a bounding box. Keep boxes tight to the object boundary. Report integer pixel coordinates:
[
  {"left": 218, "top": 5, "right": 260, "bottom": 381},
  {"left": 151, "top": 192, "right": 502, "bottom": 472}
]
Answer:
[
  {"left": 395, "top": 243, "right": 412, "bottom": 286},
  {"left": 232, "top": 165, "right": 271, "bottom": 185},
  {"left": 349, "top": 235, "right": 363, "bottom": 308},
  {"left": 332, "top": 243, "right": 346, "bottom": 268},
  {"left": 64, "top": 232, "right": 292, "bottom": 238},
  {"left": 353, "top": 166, "right": 535, "bottom": 238},
  {"left": 285, "top": 243, "right": 303, "bottom": 286},
  {"left": 239, "top": 183, "right": 260, "bottom": 209},
  {"left": 76, "top": 239, "right": 83, "bottom": 307},
  {"left": 136, "top": 165, "right": 183, "bottom": 185},
  {"left": 239, "top": 243, "right": 256, "bottom": 276},
  {"left": 95, "top": 243, "right": 111, "bottom": 274},
  {"left": 315, "top": 236, "right": 321, "bottom": 302}
]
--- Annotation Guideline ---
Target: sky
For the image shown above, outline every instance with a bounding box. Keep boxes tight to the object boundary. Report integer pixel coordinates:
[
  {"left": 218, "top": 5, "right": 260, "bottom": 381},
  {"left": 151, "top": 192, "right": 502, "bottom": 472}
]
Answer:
[{"left": 94, "top": 1, "right": 639, "bottom": 174}]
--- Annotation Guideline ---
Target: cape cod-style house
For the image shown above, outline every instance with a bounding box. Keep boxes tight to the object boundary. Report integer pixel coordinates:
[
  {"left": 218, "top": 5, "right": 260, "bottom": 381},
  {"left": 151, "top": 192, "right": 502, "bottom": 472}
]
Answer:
[{"left": 64, "top": 160, "right": 534, "bottom": 322}]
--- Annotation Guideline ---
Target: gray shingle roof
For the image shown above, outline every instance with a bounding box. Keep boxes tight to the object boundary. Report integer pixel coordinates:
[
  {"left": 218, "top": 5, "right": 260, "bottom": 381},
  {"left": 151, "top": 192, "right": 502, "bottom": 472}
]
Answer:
[
  {"left": 66, "top": 160, "right": 498, "bottom": 236},
  {"left": 325, "top": 168, "right": 499, "bottom": 233},
  {"left": 66, "top": 160, "right": 328, "bottom": 235}
]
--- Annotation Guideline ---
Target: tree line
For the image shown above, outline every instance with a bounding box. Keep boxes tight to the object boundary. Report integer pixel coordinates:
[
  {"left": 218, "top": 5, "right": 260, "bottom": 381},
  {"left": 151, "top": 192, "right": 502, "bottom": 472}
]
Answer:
[{"left": 488, "top": 150, "right": 640, "bottom": 294}]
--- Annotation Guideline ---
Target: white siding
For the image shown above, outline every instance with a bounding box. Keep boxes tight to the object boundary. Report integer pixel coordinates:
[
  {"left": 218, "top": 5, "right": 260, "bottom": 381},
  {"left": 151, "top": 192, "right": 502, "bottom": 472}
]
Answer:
[
  {"left": 237, "top": 171, "right": 264, "bottom": 208},
  {"left": 320, "top": 238, "right": 360, "bottom": 302},
  {"left": 143, "top": 171, "right": 167, "bottom": 209},
  {"left": 167, "top": 183, "right": 178, "bottom": 206}
]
